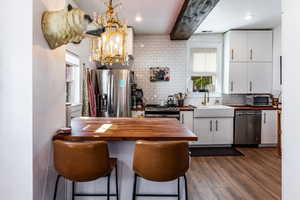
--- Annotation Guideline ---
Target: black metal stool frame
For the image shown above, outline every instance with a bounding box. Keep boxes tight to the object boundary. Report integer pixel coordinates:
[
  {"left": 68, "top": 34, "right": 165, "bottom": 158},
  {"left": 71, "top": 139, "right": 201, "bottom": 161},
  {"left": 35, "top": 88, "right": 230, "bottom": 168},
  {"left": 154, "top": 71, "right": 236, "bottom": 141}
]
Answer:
[
  {"left": 132, "top": 173, "right": 188, "bottom": 200},
  {"left": 53, "top": 164, "right": 119, "bottom": 200}
]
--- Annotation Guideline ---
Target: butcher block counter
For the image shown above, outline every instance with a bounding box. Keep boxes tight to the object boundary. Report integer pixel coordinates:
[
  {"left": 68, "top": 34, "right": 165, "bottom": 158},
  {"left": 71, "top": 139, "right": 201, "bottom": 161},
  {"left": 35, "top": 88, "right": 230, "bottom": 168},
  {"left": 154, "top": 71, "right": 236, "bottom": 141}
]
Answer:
[
  {"left": 227, "top": 105, "right": 280, "bottom": 110},
  {"left": 53, "top": 117, "right": 197, "bottom": 200},
  {"left": 54, "top": 117, "right": 197, "bottom": 141}
]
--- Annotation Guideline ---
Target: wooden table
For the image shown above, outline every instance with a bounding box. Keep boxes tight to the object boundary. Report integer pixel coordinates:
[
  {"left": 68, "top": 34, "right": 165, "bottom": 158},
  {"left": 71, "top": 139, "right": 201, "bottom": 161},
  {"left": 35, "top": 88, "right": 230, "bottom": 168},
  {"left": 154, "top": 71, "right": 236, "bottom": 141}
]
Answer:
[
  {"left": 54, "top": 117, "right": 197, "bottom": 200},
  {"left": 54, "top": 117, "right": 197, "bottom": 141}
]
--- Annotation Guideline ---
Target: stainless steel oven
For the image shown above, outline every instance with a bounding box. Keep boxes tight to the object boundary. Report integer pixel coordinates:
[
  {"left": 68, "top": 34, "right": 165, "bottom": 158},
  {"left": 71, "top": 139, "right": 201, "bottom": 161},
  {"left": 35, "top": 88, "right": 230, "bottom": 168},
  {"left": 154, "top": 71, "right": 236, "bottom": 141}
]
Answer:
[
  {"left": 246, "top": 95, "right": 272, "bottom": 107},
  {"left": 144, "top": 105, "right": 180, "bottom": 120}
]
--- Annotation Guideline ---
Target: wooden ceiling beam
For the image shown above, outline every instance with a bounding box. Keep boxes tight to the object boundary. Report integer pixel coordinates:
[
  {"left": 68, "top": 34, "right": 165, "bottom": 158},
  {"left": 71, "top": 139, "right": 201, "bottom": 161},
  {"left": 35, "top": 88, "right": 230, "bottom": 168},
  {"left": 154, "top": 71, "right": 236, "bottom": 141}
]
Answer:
[{"left": 170, "top": 0, "right": 220, "bottom": 40}]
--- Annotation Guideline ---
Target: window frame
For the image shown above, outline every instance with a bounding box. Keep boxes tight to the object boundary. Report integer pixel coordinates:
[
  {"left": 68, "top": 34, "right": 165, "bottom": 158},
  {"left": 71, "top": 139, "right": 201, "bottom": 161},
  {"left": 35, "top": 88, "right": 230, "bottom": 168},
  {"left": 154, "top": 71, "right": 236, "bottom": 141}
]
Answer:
[
  {"left": 65, "top": 50, "right": 81, "bottom": 105},
  {"left": 187, "top": 40, "right": 223, "bottom": 97}
]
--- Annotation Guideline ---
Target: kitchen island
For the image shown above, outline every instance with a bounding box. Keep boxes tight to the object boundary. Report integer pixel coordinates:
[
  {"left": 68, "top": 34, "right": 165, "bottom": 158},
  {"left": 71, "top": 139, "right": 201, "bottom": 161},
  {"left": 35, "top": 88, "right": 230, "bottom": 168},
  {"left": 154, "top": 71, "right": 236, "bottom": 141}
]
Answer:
[{"left": 54, "top": 117, "right": 197, "bottom": 200}]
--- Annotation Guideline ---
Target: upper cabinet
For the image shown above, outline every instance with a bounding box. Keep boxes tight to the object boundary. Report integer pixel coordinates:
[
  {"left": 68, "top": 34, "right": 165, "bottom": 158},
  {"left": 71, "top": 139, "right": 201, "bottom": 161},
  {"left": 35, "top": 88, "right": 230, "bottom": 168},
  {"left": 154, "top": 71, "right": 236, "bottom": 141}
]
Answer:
[
  {"left": 247, "top": 31, "right": 273, "bottom": 62},
  {"left": 228, "top": 31, "right": 248, "bottom": 62},
  {"left": 224, "top": 30, "right": 273, "bottom": 94},
  {"left": 226, "top": 30, "right": 273, "bottom": 63}
]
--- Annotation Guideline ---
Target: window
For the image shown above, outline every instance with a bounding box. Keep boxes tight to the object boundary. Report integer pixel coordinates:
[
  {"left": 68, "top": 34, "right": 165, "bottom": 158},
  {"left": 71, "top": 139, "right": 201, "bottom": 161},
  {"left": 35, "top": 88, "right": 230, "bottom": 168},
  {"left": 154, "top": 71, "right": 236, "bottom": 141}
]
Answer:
[
  {"left": 188, "top": 44, "right": 222, "bottom": 96},
  {"left": 66, "top": 51, "right": 81, "bottom": 105}
]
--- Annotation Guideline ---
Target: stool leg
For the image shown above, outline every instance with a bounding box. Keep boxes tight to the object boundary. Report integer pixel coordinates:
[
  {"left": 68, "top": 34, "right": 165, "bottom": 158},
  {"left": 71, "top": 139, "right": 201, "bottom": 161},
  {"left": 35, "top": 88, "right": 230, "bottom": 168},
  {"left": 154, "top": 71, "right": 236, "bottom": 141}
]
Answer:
[
  {"left": 107, "top": 173, "right": 111, "bottom": 200},
  {"left": 132, "top": 174, "right": 137, "bottom": 200},
  {"left": 184, "top": 175, "right": 188, "bottom": 200},
  {"left": 178, "top": 177, "right": 180, "bottom": 200},
  {"left": 53, "top": 175, "right": 61, "bottom": 200},
  {"left": 72, "top": 181, "right": 75, "bottom": 200},
  {"left": 115, "top": 164, "right": 119, "bottom": 200}
]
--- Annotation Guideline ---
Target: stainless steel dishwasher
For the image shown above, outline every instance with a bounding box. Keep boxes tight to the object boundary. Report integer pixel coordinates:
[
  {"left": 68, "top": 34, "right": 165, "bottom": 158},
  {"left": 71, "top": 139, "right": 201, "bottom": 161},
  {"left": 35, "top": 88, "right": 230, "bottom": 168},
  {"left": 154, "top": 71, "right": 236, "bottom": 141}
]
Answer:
[{"left": 234, "top": 110, "right": 262, "bottom": 145}]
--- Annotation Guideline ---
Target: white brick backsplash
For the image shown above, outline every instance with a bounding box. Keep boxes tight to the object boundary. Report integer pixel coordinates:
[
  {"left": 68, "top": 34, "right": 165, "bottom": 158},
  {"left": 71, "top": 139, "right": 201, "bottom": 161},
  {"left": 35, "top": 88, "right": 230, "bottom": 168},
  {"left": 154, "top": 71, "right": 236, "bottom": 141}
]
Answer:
[{"left": 132, "top": 35, "right": 187, "bottom": 104}]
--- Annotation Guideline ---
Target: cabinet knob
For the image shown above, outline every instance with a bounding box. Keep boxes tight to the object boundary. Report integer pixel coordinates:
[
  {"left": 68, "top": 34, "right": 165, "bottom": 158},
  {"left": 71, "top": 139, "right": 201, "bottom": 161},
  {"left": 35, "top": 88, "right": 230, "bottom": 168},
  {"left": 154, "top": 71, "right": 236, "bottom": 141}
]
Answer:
[{"left": 231, "top": 49, "right": 234, "bottom": 60}]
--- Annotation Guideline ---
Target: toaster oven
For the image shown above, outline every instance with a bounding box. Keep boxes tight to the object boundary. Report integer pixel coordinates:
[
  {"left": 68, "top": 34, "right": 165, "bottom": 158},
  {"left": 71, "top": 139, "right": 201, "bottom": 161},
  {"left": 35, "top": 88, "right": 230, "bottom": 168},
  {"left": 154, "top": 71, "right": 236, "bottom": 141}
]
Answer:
[{"left": 246, "top": 95, "right": 272, "bottom": 107}]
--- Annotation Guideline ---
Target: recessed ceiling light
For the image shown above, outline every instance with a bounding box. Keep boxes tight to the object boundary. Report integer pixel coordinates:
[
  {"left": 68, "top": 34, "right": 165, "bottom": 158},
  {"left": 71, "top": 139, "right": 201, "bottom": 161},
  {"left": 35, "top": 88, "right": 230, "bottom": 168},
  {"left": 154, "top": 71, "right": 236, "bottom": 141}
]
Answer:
[
  {"left": 135, "top": 16, "right": 143, "bottom": 22},
  {"left": 245, "top": 14, "right": 253, "bottom": 20}
]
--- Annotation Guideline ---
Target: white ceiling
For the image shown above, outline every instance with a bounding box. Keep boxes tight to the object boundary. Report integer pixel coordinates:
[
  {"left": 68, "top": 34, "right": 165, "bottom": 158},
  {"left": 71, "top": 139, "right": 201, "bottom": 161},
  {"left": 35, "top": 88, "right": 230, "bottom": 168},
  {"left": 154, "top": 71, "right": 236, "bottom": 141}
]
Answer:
[
  {"left": 76, "top": 0, "right": 184, "bottom": 34},
  {"left": 195, "top": 0, "right": 282, "bottom": 33}
]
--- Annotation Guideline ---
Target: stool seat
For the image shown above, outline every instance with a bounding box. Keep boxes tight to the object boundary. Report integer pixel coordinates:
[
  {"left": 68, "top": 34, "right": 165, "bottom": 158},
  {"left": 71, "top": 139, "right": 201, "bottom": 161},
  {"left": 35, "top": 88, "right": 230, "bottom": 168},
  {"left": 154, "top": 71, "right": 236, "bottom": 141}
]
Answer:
[
  {"left": 132, "top": 140, "right": 190, "bottom": 200},
  {"left": 53, "top": 140, "right": 119, "bottom": 200}
]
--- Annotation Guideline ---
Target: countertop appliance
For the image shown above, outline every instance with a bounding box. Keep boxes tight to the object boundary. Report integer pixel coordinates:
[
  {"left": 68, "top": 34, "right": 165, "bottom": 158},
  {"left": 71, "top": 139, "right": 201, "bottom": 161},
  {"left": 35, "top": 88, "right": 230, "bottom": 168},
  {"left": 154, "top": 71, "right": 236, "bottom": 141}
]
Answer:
[
  {"left": 95, "top": 69, "right": 131, "bottom": 117},
  {"left": 234, "top": 110, "right": 261, "bottom": 145},
  {"left": 246, "top": 95, "right": 272, "bottom": 107},
  {"left": 145, "top": 105, "right": 180, "bottom": 119}
]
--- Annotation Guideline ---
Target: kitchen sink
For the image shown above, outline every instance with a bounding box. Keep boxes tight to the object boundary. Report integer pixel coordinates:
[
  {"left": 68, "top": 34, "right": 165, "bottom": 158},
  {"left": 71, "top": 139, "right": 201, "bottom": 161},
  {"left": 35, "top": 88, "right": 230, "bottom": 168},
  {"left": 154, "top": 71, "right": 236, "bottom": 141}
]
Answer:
[{"left": 193, "top": 105, "right": 234, "bottom": 118}]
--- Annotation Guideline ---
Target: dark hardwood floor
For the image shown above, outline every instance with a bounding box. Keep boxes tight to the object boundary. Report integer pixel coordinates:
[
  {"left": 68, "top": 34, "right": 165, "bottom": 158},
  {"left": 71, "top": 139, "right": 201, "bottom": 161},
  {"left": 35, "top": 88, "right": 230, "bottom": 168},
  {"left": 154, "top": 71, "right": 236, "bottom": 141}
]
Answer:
[{"left": 187, "top": 148, "right": 281, "bottom": 200}]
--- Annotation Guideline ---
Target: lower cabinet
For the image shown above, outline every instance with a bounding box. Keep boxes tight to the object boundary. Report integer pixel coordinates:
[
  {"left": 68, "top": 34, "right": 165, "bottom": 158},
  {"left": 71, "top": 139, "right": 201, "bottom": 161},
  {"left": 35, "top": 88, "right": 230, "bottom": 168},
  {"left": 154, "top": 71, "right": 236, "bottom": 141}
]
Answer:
[
  {"left": 261, "top": 110, "right": 278, "bottom": 145},
  {"left": 180, "top": 111, "right": 194, "bottom": 132},
  {"left": 193, "top": 117, "right": 234, "bottom": 145}
]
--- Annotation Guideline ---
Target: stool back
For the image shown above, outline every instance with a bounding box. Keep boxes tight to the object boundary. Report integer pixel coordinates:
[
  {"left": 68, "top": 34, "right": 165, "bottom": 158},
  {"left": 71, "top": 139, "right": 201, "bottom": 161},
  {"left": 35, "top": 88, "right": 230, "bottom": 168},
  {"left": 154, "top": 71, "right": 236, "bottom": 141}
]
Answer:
[
  {"left": 53, "top": 140, "right": 110, "bottom": 182},
  {"left": 133, "top": 140, "right": 190, "bottom": 182}
]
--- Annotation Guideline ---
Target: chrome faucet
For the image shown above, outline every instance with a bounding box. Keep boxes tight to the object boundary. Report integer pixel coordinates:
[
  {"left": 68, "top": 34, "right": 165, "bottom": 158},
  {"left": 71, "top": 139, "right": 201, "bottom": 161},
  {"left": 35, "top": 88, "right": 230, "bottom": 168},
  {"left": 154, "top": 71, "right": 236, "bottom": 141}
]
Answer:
[{"left": 201, "top": 90, "right": 210, "bottom": 105}]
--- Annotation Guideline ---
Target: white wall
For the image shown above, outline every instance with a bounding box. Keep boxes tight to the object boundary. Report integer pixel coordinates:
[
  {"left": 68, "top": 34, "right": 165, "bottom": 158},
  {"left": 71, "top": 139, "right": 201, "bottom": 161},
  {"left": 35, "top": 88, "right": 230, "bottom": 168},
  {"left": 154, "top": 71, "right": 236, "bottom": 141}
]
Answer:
[
  {"left": 282, "top": 0, "right": 300, "bottom": 199},
  {"left": 33, "top": 0, "right": 66, "bottom": 200},
  {"left": 0, "top": 1, "right": 33, "bottom": 199}
]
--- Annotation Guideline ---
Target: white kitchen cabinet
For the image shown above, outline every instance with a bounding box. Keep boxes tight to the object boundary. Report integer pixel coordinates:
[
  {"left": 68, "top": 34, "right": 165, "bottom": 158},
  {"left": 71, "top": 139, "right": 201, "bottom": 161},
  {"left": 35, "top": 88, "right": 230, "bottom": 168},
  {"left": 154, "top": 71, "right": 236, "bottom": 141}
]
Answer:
[
  {"left": 224, "top": 30, "right": 273, "bottom": 94},
  {"left": 247, "top": 63, "right": 273, "bottom": 93},
  {"left": 193, "top": 117, "right": 233, "bottom": 145},
  {"left": 226, "top": 63, "right": 248, "bottom": 94},
  {"left": 180, "top": 111, "right": 194, "bottom": 132},
  {"left": 225, "top": 30, "right": 273, "bottom": 62},
  {"left": 213, "top": 118, "right": 234, "bottom": 145},
  {"left": 261, "top": 110, "right": 278, "bottom": 145},
  {"left": 247, "top": 31, "right": 273, "bottom": 62},
  {"left": 227, "top": 31, "right": 248, "bottom": 62},
  {"left": 193, "top": 118, "right": 213, "bottom": 145}
]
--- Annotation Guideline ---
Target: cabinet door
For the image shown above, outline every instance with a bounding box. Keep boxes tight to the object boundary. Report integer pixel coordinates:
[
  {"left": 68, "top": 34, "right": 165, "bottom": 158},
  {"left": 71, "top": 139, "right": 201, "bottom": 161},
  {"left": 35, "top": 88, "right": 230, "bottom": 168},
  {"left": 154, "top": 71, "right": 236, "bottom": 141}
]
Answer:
[
  {"left": 247, "top": 31, "right": 273, "bottom": 62},
  {"left": 229, "top": 31, "right": 248, "bottom": 62},
  {"left": 193, "top": 118, "right": 214, "bottom": 145},
  {"left": 247, "top": 63, "right": 272, "bottom": 93},
  {"left": 213, "top": 118, "right": 234, "bottom": 145},
  {"left": 228, "top": 63, "right": 248, "bottom": 94},
  {"left": 261, "top": 110, "right": 278, "bottom": 144},
  {"left": 180, "top": 111, "right": 194, "bottom": 132}
]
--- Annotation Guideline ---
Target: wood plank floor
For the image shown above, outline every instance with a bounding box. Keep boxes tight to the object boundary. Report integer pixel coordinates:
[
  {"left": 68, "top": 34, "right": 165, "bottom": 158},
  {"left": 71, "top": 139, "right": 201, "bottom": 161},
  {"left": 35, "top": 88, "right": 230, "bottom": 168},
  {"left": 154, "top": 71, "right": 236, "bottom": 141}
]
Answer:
[{"left": 187, "top": 148, "right": 281, "bottom": 200}]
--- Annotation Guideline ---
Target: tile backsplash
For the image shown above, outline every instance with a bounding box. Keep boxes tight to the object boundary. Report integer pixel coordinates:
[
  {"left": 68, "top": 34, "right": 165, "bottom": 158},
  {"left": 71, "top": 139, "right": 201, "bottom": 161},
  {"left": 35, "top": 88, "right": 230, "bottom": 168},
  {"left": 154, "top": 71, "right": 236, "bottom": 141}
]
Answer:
[{"left": 131, "top": 35, "right": 187, "bottom": 104}]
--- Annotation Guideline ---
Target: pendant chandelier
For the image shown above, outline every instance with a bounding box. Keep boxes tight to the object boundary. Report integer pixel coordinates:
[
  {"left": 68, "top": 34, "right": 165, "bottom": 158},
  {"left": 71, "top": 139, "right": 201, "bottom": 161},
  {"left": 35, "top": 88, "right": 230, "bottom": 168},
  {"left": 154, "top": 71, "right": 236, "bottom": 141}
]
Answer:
[{"left": 90, "top": 0, "right": 129, "bottom": 65}]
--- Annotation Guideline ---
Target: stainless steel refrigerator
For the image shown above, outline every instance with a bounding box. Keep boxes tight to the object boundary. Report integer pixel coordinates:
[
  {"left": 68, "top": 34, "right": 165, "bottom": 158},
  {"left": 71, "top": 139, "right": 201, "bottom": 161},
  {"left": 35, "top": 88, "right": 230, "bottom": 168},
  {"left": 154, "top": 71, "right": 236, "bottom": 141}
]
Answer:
[{"left": 94, "top": 69, "right": 131, "bottom": 117}]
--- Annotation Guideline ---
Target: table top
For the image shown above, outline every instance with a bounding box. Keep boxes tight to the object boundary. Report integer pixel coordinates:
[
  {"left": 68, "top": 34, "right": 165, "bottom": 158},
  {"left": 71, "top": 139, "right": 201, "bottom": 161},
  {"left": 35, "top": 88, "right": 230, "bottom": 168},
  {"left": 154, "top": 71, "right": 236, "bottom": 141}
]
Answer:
[
  {"left": 227, "top": 105, "right": 280, "bottom": 111},
  {"left": 53, "top": 117, "right": 198, "bottom": 142}
]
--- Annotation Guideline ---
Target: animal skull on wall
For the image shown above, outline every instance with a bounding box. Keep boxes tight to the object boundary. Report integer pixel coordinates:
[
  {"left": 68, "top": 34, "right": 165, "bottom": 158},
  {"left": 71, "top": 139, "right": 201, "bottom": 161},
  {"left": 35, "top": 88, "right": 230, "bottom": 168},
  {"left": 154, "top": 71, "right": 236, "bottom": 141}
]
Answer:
[{"left": 41, "top": 5, "right": 100, "bottom": 49}]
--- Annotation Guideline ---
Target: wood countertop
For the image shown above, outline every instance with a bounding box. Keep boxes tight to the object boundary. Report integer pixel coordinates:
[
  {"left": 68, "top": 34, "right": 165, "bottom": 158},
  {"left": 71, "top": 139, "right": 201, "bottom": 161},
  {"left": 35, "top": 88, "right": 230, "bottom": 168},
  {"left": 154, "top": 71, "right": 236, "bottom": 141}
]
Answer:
[
  {"left": 227, "top": 105, "right": 280, "bottom": 111},
  {"left": 131, "top": 106, "right": 194, "bottom": 111},
  {"left": 53, "top": 117, "right": 197, "bottom": 142}
]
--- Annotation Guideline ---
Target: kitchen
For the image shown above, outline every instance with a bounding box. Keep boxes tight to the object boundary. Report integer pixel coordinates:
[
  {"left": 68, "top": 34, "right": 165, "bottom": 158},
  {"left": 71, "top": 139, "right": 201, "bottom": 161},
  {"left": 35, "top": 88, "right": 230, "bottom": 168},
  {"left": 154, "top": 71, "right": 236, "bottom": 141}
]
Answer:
[
  {"left": 1, "top": 0, "right": 292, "bottom": 200},
  {"left": 61, "top": 0, "right": 282, "bottom": 199}
]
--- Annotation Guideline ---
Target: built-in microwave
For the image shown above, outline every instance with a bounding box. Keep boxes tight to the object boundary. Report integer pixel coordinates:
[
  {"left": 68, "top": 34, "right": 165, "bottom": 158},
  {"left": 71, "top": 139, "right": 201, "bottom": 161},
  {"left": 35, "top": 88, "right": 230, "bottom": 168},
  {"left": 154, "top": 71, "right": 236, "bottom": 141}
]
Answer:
[{"left": 246, "top": 95, "right": 272, "bottom": 107}]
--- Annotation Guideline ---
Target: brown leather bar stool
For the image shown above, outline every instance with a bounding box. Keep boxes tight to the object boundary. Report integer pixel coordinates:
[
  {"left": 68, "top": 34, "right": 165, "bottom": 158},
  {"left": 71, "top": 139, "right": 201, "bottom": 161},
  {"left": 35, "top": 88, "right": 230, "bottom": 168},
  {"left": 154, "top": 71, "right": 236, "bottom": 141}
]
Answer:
[
  {"left": 132, "top": 140, "right": 190, "bottom": 200},
  {"left": 53, "top": 140, "right": 119, "bottom": 200}
]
